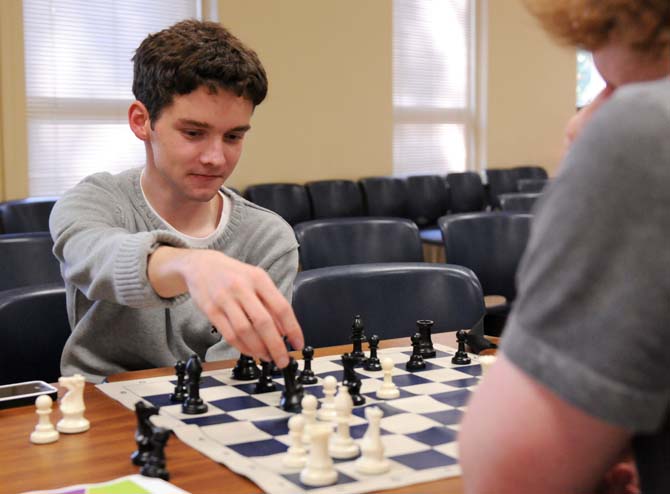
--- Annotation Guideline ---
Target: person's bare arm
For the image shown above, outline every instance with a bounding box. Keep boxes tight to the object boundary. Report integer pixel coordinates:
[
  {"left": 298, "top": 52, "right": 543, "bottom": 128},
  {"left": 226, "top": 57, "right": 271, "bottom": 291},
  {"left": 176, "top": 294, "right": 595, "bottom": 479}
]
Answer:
[
  {"left": 459, "top": 353, "right": 632, "bottom": 494},
  {"left": 148, "top": 245, "right": 303, "bottom": 368}
]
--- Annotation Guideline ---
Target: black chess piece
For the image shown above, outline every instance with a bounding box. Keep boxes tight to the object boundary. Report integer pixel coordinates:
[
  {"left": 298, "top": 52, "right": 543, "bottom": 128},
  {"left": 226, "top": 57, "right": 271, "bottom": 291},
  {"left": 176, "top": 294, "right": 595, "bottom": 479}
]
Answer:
[
  {"left": 232, "top": 354, "right": 261, "bottom": 381},
  {"left": 270, "top": 361, "right": 282, "bottom": 377},
  {"left": 139, "top": 426, "right": 172, "bottom": 481},
  {"left": 131, "top": 401, "right": 159, "bottom": 466},
  {"left": 297, "top": 346, "right": 318, "bottom": 385},
  {"left": 169, "top": 360, "right": 187, "bottom": 403},
  {"left": 341, "top": 352, "right": 366, "bottom": 406},
  {"left": 279, "top": 357, "right": 304, "bottom": 413},
  {"left": 350, "top": 315, "right": 367, "bottom": 365},
  {"left": 406, "top": 332, "right": 427, "bottom": 371},
  {"left": 452, "top": 330, "right": 472, "bottom": 365},
  {"left": 182, "top": 354, "right": 208, "bottom": 414},
  {"left": 254, "top": 360, "right": 277, "bottom": 394},
  {"left": 417, "top": 319, "right": 437, "bottom": 359},
  {"left": 363, "top": 334, "right": 382, "bottom": 371}
]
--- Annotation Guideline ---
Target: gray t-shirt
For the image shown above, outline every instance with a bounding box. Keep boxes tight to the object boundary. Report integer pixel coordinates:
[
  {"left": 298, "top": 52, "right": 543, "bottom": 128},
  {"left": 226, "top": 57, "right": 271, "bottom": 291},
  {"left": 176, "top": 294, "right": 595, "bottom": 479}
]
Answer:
[
  {"left": 50, "top": 167, "right": 299, "bottom": 383},
  {"left": 502, "top": 78, "right": 670, "bottom": 493}
]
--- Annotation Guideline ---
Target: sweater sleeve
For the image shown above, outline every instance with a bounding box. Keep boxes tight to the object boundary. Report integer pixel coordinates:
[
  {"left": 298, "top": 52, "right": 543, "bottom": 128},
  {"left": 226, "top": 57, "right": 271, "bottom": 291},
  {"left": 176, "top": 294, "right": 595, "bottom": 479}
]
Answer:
[{"left": 49, "top": 174, "right": 190, "bottom": 308}]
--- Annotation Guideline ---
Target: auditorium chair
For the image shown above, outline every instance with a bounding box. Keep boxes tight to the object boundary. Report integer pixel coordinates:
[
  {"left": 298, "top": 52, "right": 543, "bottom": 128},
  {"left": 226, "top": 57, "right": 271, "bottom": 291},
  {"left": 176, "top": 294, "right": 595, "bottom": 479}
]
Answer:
[
  {"left": 0, "top": 283, "right": 70, "bottom": 385},
  {"left": 499, "top": 192, "right": 542, "bottom": 213},
  {"left": 517, "top": 178, "right": 549, "bottom": 193},
  {"left": 445, "top": 172, "right": 487, "bottom": 214},
  {"left": 0, "top": 232, "right": 63, "bottom": 291},
  {"left": 244, "top": 183, "right": 312, "bottom": 226},
  {"left": 0, "top": 197, "right": 57, "bottom": 234},
  {"left": 405, "top": 175, "right": 450, "bottom": 245},
  {"left": 439, "top": 212, "right": 532, "bottom": 336},
  {"left": 358, "top": 176, "right": 410, "bottom": 218},
  {"left": 293, "top": 217, "right": 423, "bottom": 270},
  {"left": 304, "top": 180, "right": 365, "bottom": 219},
  {"left": 514, "top": 165, "right": 548, "bottom": 181},
  {"left": 292, "top": 262, "right": 486, "bottom": 348},
  {"left": 485, "top": 168, "right": 521, "bottom": 210}
]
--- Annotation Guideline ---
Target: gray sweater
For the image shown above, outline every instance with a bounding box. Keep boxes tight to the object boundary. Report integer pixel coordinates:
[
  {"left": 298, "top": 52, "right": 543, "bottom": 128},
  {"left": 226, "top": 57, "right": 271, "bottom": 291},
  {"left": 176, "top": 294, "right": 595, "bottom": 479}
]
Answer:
[{"left": 50, "top": 167, "right": 299, "bottom": 383}]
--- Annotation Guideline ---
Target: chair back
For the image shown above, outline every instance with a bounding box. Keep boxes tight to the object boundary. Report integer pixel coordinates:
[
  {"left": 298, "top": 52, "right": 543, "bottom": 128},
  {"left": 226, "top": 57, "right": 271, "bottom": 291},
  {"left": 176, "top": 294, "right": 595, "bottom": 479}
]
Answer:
[
  {"left": 514, "top": 165, "right": 548, "bottom": 180},
  {"left": 485, "top": 169, "right": 521, "bottom": 209},
  {"left": 359, "top": 177, "right": 410, "bottom": 218},
  {"left": 406, "top": 175, "right": 450, "bottom": 227},
  {"left": 0, "top": 198, "right": 57, "bottom": 234},
  {"left": 292, "top": 263, "right": 485, "bottom": 348},
  {"left": 305, "top": 180, "right": 365, "bottom": 219},
  {"left": 445, "top": 172, "right": 486, "bottom": 213},
  {"left": 0, "top": 284, "right": 70, "bottom": 385},
  {"left": 439, "top": 212, "right": 532, "bottom": 301},
  {"left": 244, "top": 183, "right": 312, "bottom": 226},
  {"left": 0, "top": 233, "right": 63, "bottom": 291},
  {"left": 499, "top": 193, "right": 542, "bottom": 213},
  {"left": 517, "top": 178, "right": 548, "bottom": 193},
  {"left": 294, "top": 217, "right": 423, "bottom": 270}
]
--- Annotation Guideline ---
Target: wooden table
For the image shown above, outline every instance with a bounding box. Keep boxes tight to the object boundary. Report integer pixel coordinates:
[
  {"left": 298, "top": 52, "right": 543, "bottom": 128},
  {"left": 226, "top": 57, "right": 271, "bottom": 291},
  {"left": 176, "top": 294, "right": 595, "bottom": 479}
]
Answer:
[{"left": 1, "top": 333, "right": 481, "bottom": 494}]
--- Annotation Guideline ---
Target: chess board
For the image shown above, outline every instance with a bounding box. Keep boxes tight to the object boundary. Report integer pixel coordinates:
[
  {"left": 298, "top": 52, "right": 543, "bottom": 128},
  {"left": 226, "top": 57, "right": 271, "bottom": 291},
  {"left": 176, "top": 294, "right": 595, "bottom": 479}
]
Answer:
[{"left": 97, "top": 344, "right": 482, "bottom": 494}]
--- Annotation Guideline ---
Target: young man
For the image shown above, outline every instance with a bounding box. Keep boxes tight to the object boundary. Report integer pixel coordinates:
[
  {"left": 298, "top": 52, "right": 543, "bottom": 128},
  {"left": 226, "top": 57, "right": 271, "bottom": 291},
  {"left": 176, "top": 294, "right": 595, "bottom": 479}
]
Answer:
[
  {"left": 50, "top": 20, "right": 303, "bottom": 383},
  {"left": 459, "top": 2, "right": 670, "bottom": 493}
]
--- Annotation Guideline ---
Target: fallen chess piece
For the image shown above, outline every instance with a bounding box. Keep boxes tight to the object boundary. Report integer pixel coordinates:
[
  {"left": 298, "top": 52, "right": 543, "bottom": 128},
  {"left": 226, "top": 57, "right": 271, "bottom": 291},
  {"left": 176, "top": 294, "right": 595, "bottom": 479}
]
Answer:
[
  {"left": 282, "top": 414, "right": 307, "bottom": 469},
  {"left": 131, "top": 401, "right": 159, "bottom": 466},
  {"left": 30, "top": 395, "right": 59, "bottom": 444},
  {"left": 57, "top": 374, "right": 90, "bottom": 434},
  {"left": 341, "top": 353, "right": 365, "bottom": 406},
  {"left": 376, "top": 357, "right": 400, "bottom": 400},
  {"left": 140, "top": 425, "right": 172, "bottom": 481},
  {"left": 300, "top": 423, "right": 338, "bottom": 486},
  {"left": 355, "top": 406, "right": 390, "bottom": 475}
]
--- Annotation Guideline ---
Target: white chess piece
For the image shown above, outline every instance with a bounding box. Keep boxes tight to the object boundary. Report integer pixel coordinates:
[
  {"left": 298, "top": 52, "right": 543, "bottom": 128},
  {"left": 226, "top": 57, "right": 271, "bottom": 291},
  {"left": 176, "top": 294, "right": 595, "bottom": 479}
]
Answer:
[
  {"left": 30, "top": 395, "right": 59, "bottom": 444},
  {"left": 300, "top": 423, "right": 338, "bottom": 486},
  {"left": 376, "top": 357, "right": 400, "bottom": 400},
  {"left": 57, "top": 374, "right": 90, "bottom": 433},
  {"left": 328, "top": 385, "right": 359, "bottom": 459},
  {"left": 317, "top": 375, "right": 337, "bottom": 421},
  {"left": 478, "top": 354, "right": 498, "bottom": 378},
  {"left": 301, "top": 394, "right": 318, "bottom": 444},
  {"left": 282, "top": 414, "right": 307, "bottom": 469},
  {"left": 355, "top": 406, "right": 390, "bottom": 474}
]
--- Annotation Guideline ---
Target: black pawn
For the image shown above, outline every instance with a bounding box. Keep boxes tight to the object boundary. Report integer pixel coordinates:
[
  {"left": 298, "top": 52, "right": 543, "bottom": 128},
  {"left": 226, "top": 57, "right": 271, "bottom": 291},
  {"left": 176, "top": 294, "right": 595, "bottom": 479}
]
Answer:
[
  {"left": 363, "top": 334, "right": 382, "bottom": 371},
  {"left": 169, "top": 360, "right": 187, "bottom": 403},
  {"left": 350, "top": 315, "right": 367, "bottom": 365},
  {"left": 417, "top": 319, "right": 437, "bottom": 359},
  {"left": 182, "top": 354, "right": 208, "bottom": 415},
  {"left": 298, "top": 346, "right": 318, "bottom": 385},
  {"left": 140, "top": 426, "right": 172, "bottom": 481},
  {"left": 232, "top": 354, "right": 261, "bottom": 381},
  {"left": 254, "top": 361, "right": 277, "bottom": 394},
  {"left": 341, "top": 353, "right": 366, "bottom": 406},
  {"left": 131, "top": 401, "right": 159, "bottom": 466},
  {"left": 279, "top": 357, "right": 304, "bottom": 413},
  {"left": 451, "top": 330, "right": 472, "bottom": 365},
  {"left": 406, "top": 332, "right": 427, "bottom": 371}
]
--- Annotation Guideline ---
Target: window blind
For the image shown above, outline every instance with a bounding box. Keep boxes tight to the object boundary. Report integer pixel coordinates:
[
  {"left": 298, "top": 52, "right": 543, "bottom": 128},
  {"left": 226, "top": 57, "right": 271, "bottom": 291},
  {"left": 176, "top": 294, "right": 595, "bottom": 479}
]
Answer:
[
  {"left": 393, "top": 0, "right": 474, "bottom": 176},
  {"left": 23, "top": 0, "right": 200, "bottom": 196}
]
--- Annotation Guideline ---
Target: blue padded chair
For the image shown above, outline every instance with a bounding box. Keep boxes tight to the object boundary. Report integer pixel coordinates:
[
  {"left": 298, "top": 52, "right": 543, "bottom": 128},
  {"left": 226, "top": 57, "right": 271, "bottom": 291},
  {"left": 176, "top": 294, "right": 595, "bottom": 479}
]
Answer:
[
  {"left": 244, "top": 183, "right": 312, "bottom": 226},
  {"left": 445, "top": 172, "right": 486, "bottom": 214},
  {"left": 0, "top": 197, "right": 57, "bottom": 234},
  {"left": 405, "top": 175, "right": 450, "bottom": 245},
  {"left": 0, "top": 233, "right": 63, "bottom": 291},
  {"left": 515, "top": 165, "right": 548, "bottom": 181},
  {"left": 292, "top": 262, "right": 486, "bottom": 348},
  {"left": 517, "top": 178, "right": 549, "bottom": 193},
  {"left": 438, "top": 212, "right": 532, "bottom": 336},
  {"left": 499, "top": 193, "right": 542, "bottom": 213},
  {"left": 358, "top": 177, "right": 410, "bottom": 218},
  {"left": 294, "top": 217, "right": 423, "bottom": 270},
  {"left": 0, "top": 283, "right": 70, "bottom": 385},
  {"left": 485, "top": 168, "right": 521, "bottom": 210},
  {"left": 305, "top": 180, "right": 365, "bottom": 219}
]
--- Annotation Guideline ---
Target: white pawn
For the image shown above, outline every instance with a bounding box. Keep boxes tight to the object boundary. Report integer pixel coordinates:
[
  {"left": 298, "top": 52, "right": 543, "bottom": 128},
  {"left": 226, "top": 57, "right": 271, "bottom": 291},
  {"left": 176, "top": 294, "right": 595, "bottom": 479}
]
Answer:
[
  {"left": 329, "top": 385, "right": 359, "bottom": 459},
  {"left": 317, "top": 375, "right": 337, "bottom": 421},
  {"left": 57, "top": 374, "right": 90, "bottom": 434},
  {"left": 301, "top": 394, "right": 318, "bottom": 444},
  {"left": 300, "top": 423, "right": 338, "bottom": 487},
  {"left": 30, "top": 395, "right": 59, "bottom": 444},
  {"left": 282, "top": 414, "right": 307, "bottom": 469},
  {"left": 355, "top": 406, "right": 390, "bottom": 475},
  {"left": 376, "top": 357, "right": 400, "bottom": 400}
]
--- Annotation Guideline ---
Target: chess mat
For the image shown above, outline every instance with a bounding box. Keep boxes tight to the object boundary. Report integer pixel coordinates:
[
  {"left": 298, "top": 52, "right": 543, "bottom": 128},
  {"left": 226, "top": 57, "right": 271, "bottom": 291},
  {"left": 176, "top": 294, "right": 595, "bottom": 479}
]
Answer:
[{"left": 97, "top": 344, "right": 482, "bottom": 494}]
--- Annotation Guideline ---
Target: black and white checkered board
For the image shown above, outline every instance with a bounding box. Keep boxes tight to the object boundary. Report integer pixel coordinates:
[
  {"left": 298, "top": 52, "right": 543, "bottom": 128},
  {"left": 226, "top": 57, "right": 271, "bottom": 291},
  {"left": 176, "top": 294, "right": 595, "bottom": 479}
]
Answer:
[{"left": 97, "top": 343, "right": 481, "bottom": 494}]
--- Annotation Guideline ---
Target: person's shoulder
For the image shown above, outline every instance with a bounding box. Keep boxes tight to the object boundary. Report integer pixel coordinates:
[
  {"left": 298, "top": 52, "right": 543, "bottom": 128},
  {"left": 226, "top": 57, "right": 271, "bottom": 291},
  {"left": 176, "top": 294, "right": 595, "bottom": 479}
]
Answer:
[{"left": 63, "top": 167, "right": 141, "bottom": 197}]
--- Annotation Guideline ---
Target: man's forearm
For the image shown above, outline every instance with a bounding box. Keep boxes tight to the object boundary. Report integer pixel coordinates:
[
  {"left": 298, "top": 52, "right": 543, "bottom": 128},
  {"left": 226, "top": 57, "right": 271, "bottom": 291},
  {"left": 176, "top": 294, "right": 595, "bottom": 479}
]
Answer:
[{"left": 147, "top": 245, "right": 191, "bottom": 298}]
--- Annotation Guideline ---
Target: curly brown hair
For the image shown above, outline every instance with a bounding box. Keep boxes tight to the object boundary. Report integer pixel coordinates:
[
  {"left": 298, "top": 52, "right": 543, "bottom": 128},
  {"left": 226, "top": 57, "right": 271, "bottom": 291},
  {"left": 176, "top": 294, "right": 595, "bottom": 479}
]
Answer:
[
  {"left": 523, "top": 0, "right": 670, "bottom": 53},
  {"left": 132, "top": 19, "right": 267, "bottom": 124}
]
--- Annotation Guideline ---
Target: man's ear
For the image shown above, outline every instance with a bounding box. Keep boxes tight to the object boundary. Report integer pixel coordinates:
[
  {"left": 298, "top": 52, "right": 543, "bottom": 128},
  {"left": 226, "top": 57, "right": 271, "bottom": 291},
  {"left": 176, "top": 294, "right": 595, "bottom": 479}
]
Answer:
[{"left": 128, "top": 101, "right": 151, "bottom": 141}]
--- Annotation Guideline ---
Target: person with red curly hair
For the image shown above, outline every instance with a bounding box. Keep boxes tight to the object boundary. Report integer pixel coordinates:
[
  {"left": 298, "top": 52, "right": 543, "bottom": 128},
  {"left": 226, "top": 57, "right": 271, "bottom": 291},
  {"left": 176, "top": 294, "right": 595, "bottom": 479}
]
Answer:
[{"left": 459, "top": 2, "right": 670, "bottom": 493}]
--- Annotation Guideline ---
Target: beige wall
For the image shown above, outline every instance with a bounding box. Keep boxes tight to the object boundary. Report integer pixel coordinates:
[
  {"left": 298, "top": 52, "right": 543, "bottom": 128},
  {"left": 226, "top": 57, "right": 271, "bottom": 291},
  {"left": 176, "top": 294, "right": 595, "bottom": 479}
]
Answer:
[{"left": 0, "top": 0, "right": 577, "bottom": 197}]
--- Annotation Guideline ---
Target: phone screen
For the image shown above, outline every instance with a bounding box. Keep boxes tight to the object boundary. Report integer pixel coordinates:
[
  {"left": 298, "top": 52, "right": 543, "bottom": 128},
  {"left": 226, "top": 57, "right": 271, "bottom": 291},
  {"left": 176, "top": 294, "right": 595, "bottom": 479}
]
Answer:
[{"left": 0, "top": 381, "right": 55, "bottom": 399}]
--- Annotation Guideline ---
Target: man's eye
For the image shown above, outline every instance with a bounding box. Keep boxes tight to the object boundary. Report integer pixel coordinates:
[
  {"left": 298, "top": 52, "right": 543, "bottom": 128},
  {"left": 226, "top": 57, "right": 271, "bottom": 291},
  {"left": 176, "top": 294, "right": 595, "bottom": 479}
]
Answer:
[
  {"left": 226, "top": 133, "right": 244, "bottom": 142},
  {"left": 183, "top": 130, "right": 203, "bottom": 138}
]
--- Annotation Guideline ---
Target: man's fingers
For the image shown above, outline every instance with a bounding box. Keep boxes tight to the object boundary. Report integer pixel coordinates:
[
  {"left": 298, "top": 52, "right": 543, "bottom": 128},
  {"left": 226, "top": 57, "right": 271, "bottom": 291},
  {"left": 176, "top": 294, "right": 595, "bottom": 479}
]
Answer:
[
  {"left": 210, "top": 314, "right": 254, "bottom": 357},
  {"left": 240, "top": 294, "right": 290, "bottom": 368},
  {"left": 219, "top": 298, "right": 271, "bottom": 362},
  {"left": 253, "top": 270, "right": 304, "bottom": 351}
]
